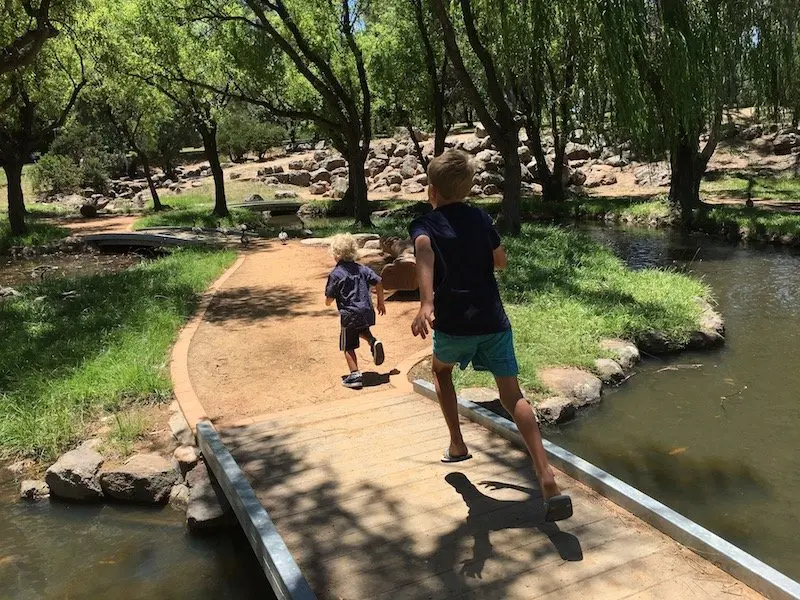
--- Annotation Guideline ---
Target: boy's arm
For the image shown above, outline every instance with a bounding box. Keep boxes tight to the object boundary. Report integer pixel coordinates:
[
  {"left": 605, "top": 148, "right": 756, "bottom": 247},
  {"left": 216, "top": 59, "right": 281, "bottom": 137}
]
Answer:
[
  {"left": 411, "top": 235, "right": 435, "bottom": 338},
  {"left": 375, "top": 283, "right": 386, "bottom": 315},
  {"left": 493, "top": 246, "right": 508, "bottom": 270}
]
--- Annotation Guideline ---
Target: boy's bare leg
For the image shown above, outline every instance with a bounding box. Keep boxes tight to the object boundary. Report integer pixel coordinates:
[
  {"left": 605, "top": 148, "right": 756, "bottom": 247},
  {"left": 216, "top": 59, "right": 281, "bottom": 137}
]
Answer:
[
  {"left": 345, "top": 350, "right": 359, "bottom": 372},
  {"left": 432, "top": 356, "right": 468, "bottom": 457},
  {"left": 495, "top": 375, "right": 560, "bottom": 501}
]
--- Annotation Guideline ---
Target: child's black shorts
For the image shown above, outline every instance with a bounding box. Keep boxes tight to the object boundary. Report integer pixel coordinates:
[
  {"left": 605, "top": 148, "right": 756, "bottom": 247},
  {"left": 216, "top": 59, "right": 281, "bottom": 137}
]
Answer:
[{"left": 340, "top": 326, "right": 370, "bottom": 351}]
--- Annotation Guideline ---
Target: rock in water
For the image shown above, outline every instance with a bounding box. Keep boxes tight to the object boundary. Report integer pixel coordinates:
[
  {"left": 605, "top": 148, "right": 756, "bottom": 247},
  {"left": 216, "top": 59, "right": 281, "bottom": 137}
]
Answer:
[
  {"left": 173, "top": 445, "right": 200, "bottom": 477},
  {"left": 45, "top": 446, "right": 104, "bottom": 501},
  {"left": 599, "top": 339, "right": 640, "bottom": 370},
  {"left": 99, "top": 454, "right": 179, "bottom": 504},
  {"left": 20, "top": 480, "right": 50, "bottom": 501},
  {"left": 594, "top": 358, "right": 625, "bottom": 384},
  {"left": 186, "top": 462, "right": 229, "bottom": 530},
  {"left": 535, "top": 397, "right": 576, "bottom": 424}
]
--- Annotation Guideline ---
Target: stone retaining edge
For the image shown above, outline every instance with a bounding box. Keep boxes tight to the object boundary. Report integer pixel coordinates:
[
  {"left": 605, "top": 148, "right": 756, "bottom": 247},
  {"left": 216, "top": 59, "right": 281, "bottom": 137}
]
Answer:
[
  {"left": 170, "top": 253, "right": 247, "bottom": 432},
  {"left": 412, "top": 378, "right": 800, "bottom": 600},
  {"left": 197, "top": 420, "right": 318, "bottom": 600}
]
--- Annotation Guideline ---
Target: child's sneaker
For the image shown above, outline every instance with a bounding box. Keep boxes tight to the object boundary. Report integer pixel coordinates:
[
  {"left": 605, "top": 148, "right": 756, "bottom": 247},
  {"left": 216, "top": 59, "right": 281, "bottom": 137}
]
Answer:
[
  {"left": 342, "top": 372, "right": 363, "bottom": 389},
  {"left": 371, "top": 340, "right": 385, "bottom": 366}
]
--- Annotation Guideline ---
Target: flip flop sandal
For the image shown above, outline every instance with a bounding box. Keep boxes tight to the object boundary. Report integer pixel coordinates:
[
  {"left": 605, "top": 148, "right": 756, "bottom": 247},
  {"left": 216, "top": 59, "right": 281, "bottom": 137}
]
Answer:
[
  {"left": 544, "top": 494, "right": 573, "bottom": 522},
  {"left": 441, "top": 450, "right": 473, "bottom": 463}
]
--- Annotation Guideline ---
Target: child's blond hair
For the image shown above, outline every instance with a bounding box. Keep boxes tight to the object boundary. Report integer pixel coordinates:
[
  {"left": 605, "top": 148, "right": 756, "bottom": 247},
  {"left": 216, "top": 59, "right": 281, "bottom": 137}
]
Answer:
[
  {"left": 427, "top": 149, "right": 475, "bottom": 202},
  {"left": 329, "top": 233, "right": 359, "bottom": 262}
]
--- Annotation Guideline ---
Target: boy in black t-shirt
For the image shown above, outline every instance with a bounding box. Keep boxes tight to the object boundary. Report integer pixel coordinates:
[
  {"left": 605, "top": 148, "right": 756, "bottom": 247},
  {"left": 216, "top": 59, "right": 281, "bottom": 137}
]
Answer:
[{"left": 409, "top": 150, "right": 572, "bottom": 522}]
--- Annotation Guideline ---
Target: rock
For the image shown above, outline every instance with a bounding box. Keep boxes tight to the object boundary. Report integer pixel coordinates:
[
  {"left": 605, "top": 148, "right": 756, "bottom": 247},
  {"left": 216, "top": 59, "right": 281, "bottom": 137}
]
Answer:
[
  {"left": 604, "top": 155, "right": 629, "bottom": 168},
  {"left": 594, "top": 359, "right": 625, "bottom": 384},
  {"left": 5, "top": 458, "right": 34, "bottom": 474},
  {"left": 229, "top": 173, "right": 242, "bottom": 180},
  {"left": 479, "top": 135, "right": 494, "bottom": 151},
  {"left": 173, "top": 445, "right": 200, "bottom": 476},
  {"left": 462, "top": 138, "right": 482, "bottom": 154},
  {"left": 518, "top": 145, "right": 532, "bottom": 164},
  {"left": 309, "top": 182, "right": 328, "bottom": 195},
  {"left": 331, "top": 177, "right": 349, "bottom": 199},
  {"left": 20, "top": 480, "right": 50, "bottom": 501},
  {"left": 741, "top": 124, "right": 763, "bottom": 141},
  {"left": 301, "top": 237, "right": 333, "bottom": 247},
  {"left": 569, "top": 169, "right": 587, "bottom": 187},
  {"left": 169, "top": 483, "right": 190, "bottom": 508},
  {"left": 380, "top": 255, "right": 418, "bottom": 291},
  {"left": 482, "top": 184, "right": 500, "bottom": 195},
  {"left": 323, "top": 157, "right": 347, "bottom": 171},
  {"left": 352, "top": 233, "right": 380, "bottom": 247},
  {"left": 244, "top": 193, "right": 265, "bottom": 203},
  {"left": 584, "top": 169, "right": 618, "bottom": 188},
  {"left": 315, "top": 139, "right": 327, "bottom": 150},
  {"left": 403, "top": 181, "right": 425, "bottom": 194},
  {"left": 393, "top": 145, "right": 409, "bottom": 158},
  {"left": 688, "top": 298, "right": 725, "bottom": 349},
  {"left": 599, "top": 339, "right": 640, "bottom": 370},
  {"left": 366, "top": 156, "right": 389, "bottom": 176},
  {"left": 0, "top": 286, "right": 21, "bottom": 299},
  {"left": 99, "top": 454, "right": 179, "bottom": 504},
  {"left": 772, "top": 133, "right": 798, "bottom": 155},
  {"left": 275, "top": 190, "right": 298, "bottom": 199},
  {"left": 363, "top": 239, "right": 381, "bottom": 250},
  {"left": 262, "top": 176, "right": 280, "bottom": 185},
  {"left": 80, "top": 204, "right": 98, "bottom": 218},
  {"left": 475, "top": 149, "right": 499, "bottom": 164},
  {"left": 459, "top": 387, "right": 498, "bottom": 402},
  {"left": 186, "top": 463, "right": 229, "bottom": 531},
  {"left": 389, "top": 183, "right": 402, "bottom": 193},
  {"left": 45, "top": 446, "right": 104, "bottom": 501},
  {"left": 357, "top": 248, "right": 385, "bottom": 261},
  {"left": 475, "top": 123, "right": 489, "bottom": 139},
  {"left": 380, "top": 236, "right": 413, "bottom": 258},
  {"left": 378, "top": 171, "right": 403, "bottom": 186},
  {"left": 538, "top": 367, "right": 602, "bottom": 408},
  {"left": 470, "top": 184, "right": 483, "bottom": 197},
  {"left": 634, "top": 163, "right": 671, "bottom": 187},
  {"left": 310, "top": 168, "right": 331, "bottom": 183},
  {"left": 565, "top": 142, "right": 591, "bottom": 161},
  {"left": 637, "top": 330, "right": 682, "bottom": 354},
  {"left": 288, "top": 159, "right": 304, "bottom": 170},
  {"left": 535, "top": 397, "right": 576, "bottom": 425},
  {"left": 286, "top": 170, "right": 311, "bottom": 187},
  {"left": 476, "top": 171, "right": 504, "bottom": 187},
  {"left": 169, "top": 411, "right": 194, "bottom": 446}
]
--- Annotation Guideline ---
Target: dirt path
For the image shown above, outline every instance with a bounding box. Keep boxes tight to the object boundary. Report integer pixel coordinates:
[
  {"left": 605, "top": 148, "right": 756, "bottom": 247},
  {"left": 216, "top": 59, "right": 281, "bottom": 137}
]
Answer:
[
  {"left": 187, "top": 243, "right": 429, "bottom": 425},
  {"left": 49, "top": 214, "right": 139, "bottom": 235}
]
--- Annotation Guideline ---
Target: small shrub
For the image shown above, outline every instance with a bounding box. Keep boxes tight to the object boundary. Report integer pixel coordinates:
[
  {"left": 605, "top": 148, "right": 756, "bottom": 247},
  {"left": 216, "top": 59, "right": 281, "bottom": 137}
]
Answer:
[
  {"left": 30, "top": 154, "right": 80, "bottom": 195},
  {"left": 251, "top": 123, "right": 286, "bottom": 160},
  {"left": 79, "top": 151, "right": 111, "bottom": 193}
]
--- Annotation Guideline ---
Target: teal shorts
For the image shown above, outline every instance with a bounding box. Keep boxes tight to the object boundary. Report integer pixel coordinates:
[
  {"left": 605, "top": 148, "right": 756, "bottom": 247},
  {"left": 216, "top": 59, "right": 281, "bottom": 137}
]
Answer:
[{"left": 433, "top": 329, "right": 519, "bottom": 377}]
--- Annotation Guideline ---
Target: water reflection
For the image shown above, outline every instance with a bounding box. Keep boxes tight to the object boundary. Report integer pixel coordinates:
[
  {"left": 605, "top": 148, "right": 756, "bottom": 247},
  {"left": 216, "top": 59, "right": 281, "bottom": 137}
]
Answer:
[{"left": 551, "top": 225, "right": 800, "bottom": 581}]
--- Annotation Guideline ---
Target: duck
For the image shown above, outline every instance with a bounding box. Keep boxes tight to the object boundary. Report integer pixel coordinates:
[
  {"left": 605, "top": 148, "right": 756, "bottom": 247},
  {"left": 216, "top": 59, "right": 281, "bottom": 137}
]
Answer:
[{"left": 278, "top": 230, "right": 289, "bottom": 245}]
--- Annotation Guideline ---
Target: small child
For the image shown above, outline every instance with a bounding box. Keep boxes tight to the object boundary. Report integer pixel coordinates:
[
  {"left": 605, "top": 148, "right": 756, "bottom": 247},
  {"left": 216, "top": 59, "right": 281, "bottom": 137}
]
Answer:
[
  {"left": 325, "top": 233, "right": 387, "bottom": 390},
  {"left": 409, "top": 150, "right": 573, "bottom": 522}
]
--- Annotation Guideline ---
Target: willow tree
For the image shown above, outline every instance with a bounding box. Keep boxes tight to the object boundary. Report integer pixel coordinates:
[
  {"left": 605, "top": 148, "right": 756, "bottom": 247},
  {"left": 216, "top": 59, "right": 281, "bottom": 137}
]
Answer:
[
  {"left": 747, "top": 0, "right": 799, "bottom": 124},
  {"left": 0, "top": 0, "right": 60, "bottom": 77},
  {"left": 366, "top": 0, "right": 454, "bottom": 161},
  {"left": 600, "top": 0, "right": 752, "bottom": 224},
  {"left": 0, "top": 30, "right": 86, "bottom": 234},
  {"left": 195, "top": 0, "right": 375, "bottom": 225}
]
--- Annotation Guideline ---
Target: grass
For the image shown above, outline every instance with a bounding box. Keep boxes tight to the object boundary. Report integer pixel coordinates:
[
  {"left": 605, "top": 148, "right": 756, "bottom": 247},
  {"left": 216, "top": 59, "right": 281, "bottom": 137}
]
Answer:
[
  {"left": 0, "top": 248, "right": 236, "bottom": 460},
  {"left": 701, "top": 174, "right": 800, "bottom": 202},
  {"left": 106, "top": 408, "right": 152, "bottom": 457},
  {"left": 0, "top": 219, "right": 70, "bottom": 253},
  {"left": 696, "top": 204, "right": 800, "bottom": 240}
]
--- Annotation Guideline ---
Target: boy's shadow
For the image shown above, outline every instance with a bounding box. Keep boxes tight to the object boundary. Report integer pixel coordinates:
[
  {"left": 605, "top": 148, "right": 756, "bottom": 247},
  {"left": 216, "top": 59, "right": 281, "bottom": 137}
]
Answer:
[
  {"left": 361, "top": 368, "right": 400, "bottom": 388},
  {"left": 438, "top": 472, "right": 582, "bottom": 580}
]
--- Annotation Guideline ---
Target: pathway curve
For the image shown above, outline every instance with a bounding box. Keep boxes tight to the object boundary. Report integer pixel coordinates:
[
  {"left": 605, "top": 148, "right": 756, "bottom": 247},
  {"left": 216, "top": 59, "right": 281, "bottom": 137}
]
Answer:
[{"left": 187, "top": 242, "right": 429, "bottom": 425}]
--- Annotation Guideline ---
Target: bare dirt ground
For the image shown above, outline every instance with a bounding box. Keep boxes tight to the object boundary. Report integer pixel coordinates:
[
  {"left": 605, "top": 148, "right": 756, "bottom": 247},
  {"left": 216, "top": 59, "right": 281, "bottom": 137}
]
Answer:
[
  {"left": 50, "top": 214, "right": 139, "bottom": 235},
  {"left": 187, "top": 242, "right": 430, "bottom": 425}
]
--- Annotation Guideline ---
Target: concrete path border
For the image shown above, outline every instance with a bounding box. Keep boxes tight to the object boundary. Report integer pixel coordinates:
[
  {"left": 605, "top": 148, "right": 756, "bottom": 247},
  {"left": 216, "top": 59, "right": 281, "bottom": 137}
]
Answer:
[
  {"left": 197, "top": 420, "right": 317, "bottom": 600},
  {"left": 412, "top": 379, "right": 800, "bottom": 600}
]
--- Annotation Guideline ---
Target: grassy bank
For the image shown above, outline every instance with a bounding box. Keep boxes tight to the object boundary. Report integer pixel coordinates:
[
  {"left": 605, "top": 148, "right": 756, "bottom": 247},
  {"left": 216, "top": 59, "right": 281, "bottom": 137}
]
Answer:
[
  {"left": 0, "top": 219, "right": 70, "bottom": 254},
  {"left": 0, "top": 248, "right": 235, "bottom": 460}
]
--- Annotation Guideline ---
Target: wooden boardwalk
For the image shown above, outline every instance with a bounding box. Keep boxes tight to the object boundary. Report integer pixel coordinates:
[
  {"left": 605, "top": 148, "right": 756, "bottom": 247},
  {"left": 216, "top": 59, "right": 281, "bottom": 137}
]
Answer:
[{"left": 220, "top": 391, "right": 763, "bottom": 600}]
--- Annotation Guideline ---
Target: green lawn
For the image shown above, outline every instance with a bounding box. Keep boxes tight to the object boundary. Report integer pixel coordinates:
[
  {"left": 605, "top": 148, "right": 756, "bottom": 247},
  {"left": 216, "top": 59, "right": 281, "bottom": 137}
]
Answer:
[
  {"left": 701, "top": 174, "right": 800, "bottom": 202},
  {"left": 0, "top": 219, "right": 70, "bottom": 254},
  {"left": 0, "top": 248, "right": 236, "bottom": 460}
]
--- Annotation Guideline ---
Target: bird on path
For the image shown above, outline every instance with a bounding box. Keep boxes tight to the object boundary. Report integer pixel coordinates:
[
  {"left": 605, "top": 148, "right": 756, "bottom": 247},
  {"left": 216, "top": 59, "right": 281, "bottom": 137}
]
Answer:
[{"left": 278, "top": 230, "right": 289, "bottom": 245}]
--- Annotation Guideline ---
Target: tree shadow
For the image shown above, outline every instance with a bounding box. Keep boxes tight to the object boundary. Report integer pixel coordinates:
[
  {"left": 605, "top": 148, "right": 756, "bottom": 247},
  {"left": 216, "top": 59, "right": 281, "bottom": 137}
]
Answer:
[{"left": 202, "top": 285, "right": 329, "bottom": 324}]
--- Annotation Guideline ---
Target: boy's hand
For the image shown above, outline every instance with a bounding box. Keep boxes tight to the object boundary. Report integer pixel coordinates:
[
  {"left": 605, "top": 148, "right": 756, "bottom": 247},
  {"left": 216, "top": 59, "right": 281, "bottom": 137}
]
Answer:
[
  {"left": 377, "top": 300, "right": 386, "bottom": 316},
  {"left": 411, "top": 303, "right": 435, "bottom": 338}
]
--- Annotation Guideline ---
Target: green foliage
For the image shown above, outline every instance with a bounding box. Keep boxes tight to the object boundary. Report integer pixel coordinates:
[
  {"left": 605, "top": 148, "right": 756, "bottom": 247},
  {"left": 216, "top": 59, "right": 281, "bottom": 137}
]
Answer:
[
  {"left": 0, "top": 219, "right": 70, "bottom": 253},
  {"left": 79, "top": 150, "right": 111, "bottom": 192},
  {"left": 0, "top": 248, "right": 236, "bottom": 459},
  {"left": 218, "top": 105, "right": 285, "bottom": 161},
  {"left": 30, "top": 154, "right": 80, "bottom": 194}
]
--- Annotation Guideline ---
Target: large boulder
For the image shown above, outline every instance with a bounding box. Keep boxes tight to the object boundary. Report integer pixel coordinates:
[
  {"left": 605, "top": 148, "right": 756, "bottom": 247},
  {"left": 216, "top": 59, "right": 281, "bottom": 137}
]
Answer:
[
  {"left": 286, "top": 170, "right": 311, "bottom": 187},
  {"left": 186, "top": 462, "right": 229, "bottom": 531},
  {"left": 594, "top": 359, "right": 625, "bottom": 384},
  {"left": 517, "top": 145, "right": 532, "bottom": 164},
  {"left": 380, "top": 255, "right": 418, "bottom": 291},
  {"left": 772, "top": 133, "right": 798, "bottom": 155},
  {"left": 331, "top": 176, "right": 349, "bottom": 199},
  {"left": 45, "top": 444, "right": 104, "bottom": 501},
  {"left": 475, "top": 123, "right": 489, "bottom": 139},
  {"left": 538, "top": 367, "right": 602, "bottom": 408},
  {"left": 99, "top": 454, "right": 179, "bottom": 504},
  {"left": 310, "top": 168, "right": 331, "bottom": 183},
  {"left": 604, "top": 155, "right": 629, "bottom": 168},
  {"left": 309, "top": 182, "right": 328, "bottom": 195},
  {"left": 535, "top": 397, "right": 576, "bottom": 425},
  {"left": 476, "top": 171, "right": 504, "bottom": 187},
  {"left": 584, "top": 168, "right": 618, "bottom": 188},
  {"left": 599, "top": 339, "right": 640, "bottom": 370},
  {"left": 323, "top": 157, "right": 347, "bottom": 171},
  {"left": 403, "top": 181, "right": 425, "bottom": 194},
  {"left": 393, "top": 145, "right": 409, "bottom": 158},
  {"left": 687, "top": 297, "right": 726, "bottom": 349},
  {"left": 634, "top": 163, "right": 671, "bottom": 187},
  {"left": 475, "top": 149, "right": 500, "bottom": 164},
  {"left": 366, "top": 156, "right": 389, "bottom": 176},
  {"left": 275, "top": 190, "right": 298, "bottom": 199},
  {"left": 377, "top": 170, "right": 403, "bottom": 186},
  {"left": 740, "top": 124, "right": 763, "bottom": 141},
  {"left": 462, "top": 138, "right": 482, "bottom": 154},
  {"left": 569, "top": 169, "right": 587, "bottom": 187},
  {"left": 565, "top": 142, "right": 591, "bottom": 161},
  {"left": 173, "top": 445, "right": 200, "bottom": 477}
]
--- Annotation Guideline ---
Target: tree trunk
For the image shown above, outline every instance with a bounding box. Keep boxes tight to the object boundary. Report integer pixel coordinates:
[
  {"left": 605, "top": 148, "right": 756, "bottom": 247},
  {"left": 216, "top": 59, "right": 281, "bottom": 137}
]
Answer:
[
  {"left": 526, "top": 116, "right": 566, "bottom": 203},
  {"left": 140, "top": 154, "right": 163, "bottom": 211},
  {"left": 344, "top": 151, "right": 371, "bottom": 227},
  {"left": 199, "top": 124, "right": 228, "bottom": 217},
  {"left": 4, "top": 162, "right": 26, "bottom": 236},
  {"left": 669, "top": 135, "right": 703, "bottom": 226},
  {"left": 406, "top": 120, "right": 429, "bottom": 170},
  {"left": 497, "top": 144, "right": 522, "bottom": 235}
]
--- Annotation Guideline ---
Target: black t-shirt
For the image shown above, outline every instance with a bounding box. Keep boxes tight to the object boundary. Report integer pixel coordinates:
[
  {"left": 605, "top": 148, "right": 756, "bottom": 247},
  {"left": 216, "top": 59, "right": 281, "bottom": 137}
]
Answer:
[
  {"left": 325, "top": 261, "right": 381, "bottom": 328},
  {"left": 409, "top": 203, "right": 510, "bottom": 335}
]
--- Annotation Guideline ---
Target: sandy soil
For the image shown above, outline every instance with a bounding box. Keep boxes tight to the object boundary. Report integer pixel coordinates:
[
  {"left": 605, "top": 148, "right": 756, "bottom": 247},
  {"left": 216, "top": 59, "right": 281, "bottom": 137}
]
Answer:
[{"left": 187, "top": 243, "right": 430, "bottom": 425}]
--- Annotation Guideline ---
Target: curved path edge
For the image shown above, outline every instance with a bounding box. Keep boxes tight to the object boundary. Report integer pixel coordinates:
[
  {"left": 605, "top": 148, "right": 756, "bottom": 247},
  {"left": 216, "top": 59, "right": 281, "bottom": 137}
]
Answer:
[{"left": 170, "top": 253, "right": 247, "bottom": 432}]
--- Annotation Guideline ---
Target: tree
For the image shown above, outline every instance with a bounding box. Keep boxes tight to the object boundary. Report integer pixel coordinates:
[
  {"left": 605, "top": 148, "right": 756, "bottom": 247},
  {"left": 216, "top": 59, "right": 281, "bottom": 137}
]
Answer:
[
  {"left": 0, "top": 0, "right": 60, "bottom": 77},
  {"left": 599, "top": 0, "right": 752, "bottom": 224},
  {"left": 196, "top": 0, "right": 375, "bottom": 225},
  {"left": 0, "top": 31, "right": 86, "bottom": 234},
  {"left": 431, "top": 0, "right": 525, "bottom": 233}
]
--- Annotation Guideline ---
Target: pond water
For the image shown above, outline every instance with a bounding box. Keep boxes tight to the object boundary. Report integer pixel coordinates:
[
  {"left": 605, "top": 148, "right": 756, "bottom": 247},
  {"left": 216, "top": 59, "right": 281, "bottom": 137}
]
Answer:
[
  {"left": 0, "top": 472, "right": 273, "bottom": 599},
  {"left": 547, "top": 225, "right": 800, "bottom": 581}
]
